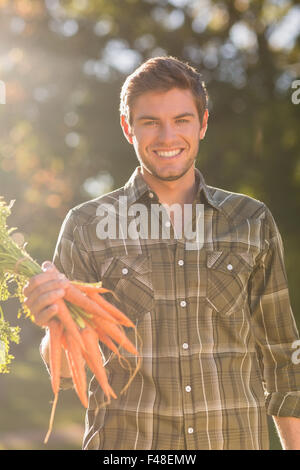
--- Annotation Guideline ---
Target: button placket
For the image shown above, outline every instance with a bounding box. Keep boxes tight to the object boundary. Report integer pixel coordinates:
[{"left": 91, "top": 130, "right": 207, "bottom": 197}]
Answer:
[{"left": 174, "top": 245, "right": 194, "bottom": 434}]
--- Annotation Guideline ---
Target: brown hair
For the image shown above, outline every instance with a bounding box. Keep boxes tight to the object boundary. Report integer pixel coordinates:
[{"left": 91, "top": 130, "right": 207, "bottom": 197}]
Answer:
[{"left": 120, "top": 56, "right": 208, "bottom": 126}]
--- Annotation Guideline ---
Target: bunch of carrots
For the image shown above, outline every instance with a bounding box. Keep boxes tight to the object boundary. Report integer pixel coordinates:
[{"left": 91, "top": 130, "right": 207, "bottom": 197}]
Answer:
[{"left": 0, "top": 198, "right": 141, "bottom": 444}]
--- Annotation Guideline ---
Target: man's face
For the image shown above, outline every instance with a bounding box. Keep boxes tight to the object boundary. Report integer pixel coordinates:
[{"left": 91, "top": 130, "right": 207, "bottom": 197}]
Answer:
[{"left": 121, "top": 88, "right": 208, "bottom": 182}]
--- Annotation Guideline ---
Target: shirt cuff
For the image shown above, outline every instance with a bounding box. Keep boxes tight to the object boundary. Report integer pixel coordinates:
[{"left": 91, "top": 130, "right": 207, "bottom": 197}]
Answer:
[{"left": 265, "top": 391, "right": 300, "bottom": 417}]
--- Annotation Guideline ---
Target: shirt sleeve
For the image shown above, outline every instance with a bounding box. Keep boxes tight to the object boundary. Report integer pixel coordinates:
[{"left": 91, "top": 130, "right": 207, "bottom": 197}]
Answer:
[
  {"left": 248, "top": 204, "right": 300, "bottom": 417},
  {"left": 52, "top": 208, "right": 99, "bottom": 283}
]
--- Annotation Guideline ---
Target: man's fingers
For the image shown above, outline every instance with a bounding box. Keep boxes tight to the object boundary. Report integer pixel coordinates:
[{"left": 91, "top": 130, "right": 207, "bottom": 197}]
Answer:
[
  {"left": 42, "top": 261, "right": 60, "bottom": 276},
  {"left": 26, "top": 289, "right": 65, "bottom": 324},
  {"left": 23, "top": 271, "right": 58, "bottom": 297},
  {"left": 23, "top": 278, "right": 69, "bottom": 309},
  {"left": 25, "top": 289, "right": 66, "bottom": 316},
  {"left": 23, "top": 264, "right": 66, "bottom": 297},
  {"left": 22, "top": 261, "right": 69, "bottom": 327},
  {"left": 41, "top": 260, "right": 54, "bottom": 271},
  {"left": 34, "top": 304, "right": 59, "bottom": 327}
]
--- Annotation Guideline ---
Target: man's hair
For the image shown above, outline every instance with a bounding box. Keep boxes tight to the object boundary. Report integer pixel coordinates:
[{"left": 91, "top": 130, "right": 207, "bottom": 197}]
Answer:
[{"left": 120, "top": 56, "right": 208, "bottom": 126}]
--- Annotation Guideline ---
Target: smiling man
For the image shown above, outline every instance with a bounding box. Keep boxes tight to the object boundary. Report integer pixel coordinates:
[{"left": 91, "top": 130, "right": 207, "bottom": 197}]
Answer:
[{"left": 24, "top": 56, "right": 300, "bottom": 450}]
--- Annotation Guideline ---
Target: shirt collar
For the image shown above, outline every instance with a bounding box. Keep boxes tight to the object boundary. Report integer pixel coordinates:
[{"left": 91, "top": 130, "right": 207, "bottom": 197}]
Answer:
[
  {"left": 194, "top": 168, "right": 221, "bottom": 212},
  {"left": 124, "top": 165, "right": 222, "bottom": 212},
  {"left": 124, "top": 166, "right": 151, "bottom": 205}
]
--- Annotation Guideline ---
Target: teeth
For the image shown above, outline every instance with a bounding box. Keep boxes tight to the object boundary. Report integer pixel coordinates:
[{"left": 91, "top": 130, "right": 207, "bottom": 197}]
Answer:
[{"left": 156, "top": 149, "right": 182, "bottom": 158}]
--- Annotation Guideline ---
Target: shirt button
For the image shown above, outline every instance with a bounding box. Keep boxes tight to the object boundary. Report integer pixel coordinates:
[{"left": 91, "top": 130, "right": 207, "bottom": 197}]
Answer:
[
  {"left": 178, "top": 259, "right": 184, "bottom": 266},
  {"left": 180, "top": 300, "right": 187, "bottom": 307},
  {"left": 122, "top": 268, "right": 128, "bottom": 275},
  {"left": 188, "top": 427, "right": 194, "bottom": 434},
  {"left": 227, "top": 263, "right": 233, "bottom": 271},
  {"left": 185, "top": 385, "right": 191, "bottom": 392},
  {"left": 182, "top": 343, "right": 189, "bottom": 350}
]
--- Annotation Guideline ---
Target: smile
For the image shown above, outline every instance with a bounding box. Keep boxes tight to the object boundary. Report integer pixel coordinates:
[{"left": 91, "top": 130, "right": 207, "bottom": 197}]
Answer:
[{"left": 154, "top": 148, "right": 184, "bottom": 158}]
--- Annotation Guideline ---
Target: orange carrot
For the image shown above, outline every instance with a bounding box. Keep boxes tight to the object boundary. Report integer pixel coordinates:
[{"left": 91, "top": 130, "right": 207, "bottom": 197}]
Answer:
[
  {"left": 64, "top": 284, "right": 119, "bottom": 325},
  {"left": 55, "top": 298, "right": 85, "bottom": 351},
  {"left": 96, "top": 328, "right": 121, "bottom": 359},
  {"left": 63, "top": 330, "right": 88, "bottom": 408},
  {"left": 88, "top": 292, "right": 135, "bottom": 329},
  {"left": 44, "top": 392, "right": 59, "bottom": 444},
  {"left": 80, "top": 325, "right": 117, "bottom": 400},
  {"left": 48, "top": 318, "right": 64, "bottom": 395},
  {"left": 92, "top": 315, "right": 138, "bottom": 356},
  {"left": 44, "top": 318, "right": 64, "bottom": 445},
  {"left": 95, "top": 327, "right": 137, "bottom": 382},
  {"left": 71, "top": 281, "right": 111, "bottom": 295}
]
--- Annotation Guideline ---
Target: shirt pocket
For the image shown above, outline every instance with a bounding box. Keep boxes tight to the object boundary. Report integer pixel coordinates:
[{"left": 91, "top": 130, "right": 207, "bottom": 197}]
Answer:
[
  {"left": 100, "top": 254, "right": 154, "bottom": 323},
  {"left": 206, "top": 250, "right": 254, "bottom": 316}
]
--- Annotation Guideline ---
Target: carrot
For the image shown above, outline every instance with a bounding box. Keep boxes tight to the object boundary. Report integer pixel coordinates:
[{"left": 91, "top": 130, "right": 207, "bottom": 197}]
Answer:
[
  {"left": 95, "top": 318, "right": 142, "bottom": 397},
  {"left": 71, "top": 281, "right": 111, "bottom": 295},
  {"left": 92, "top": 315, "right": 139, "bottom": 356},
  {"left": 55, "top": 298, "right": 85, "bottom": 351},
  {"left": 43, "top": 318, "right": 64, "bottom": 445},
  {"left": 80, "top": 325, "right": 117, "bottom": 400},
  {"left": 44, "top": 391, "right": 59, "bottom": 444},
  {"left": 88, "top": 292, "right": 135, "bottom": 329},
  {"left": 63, "top": 330, "right": 88, "bottom": 408},
  {"left": 47, "top": 318, "right": 64, "bottom": 395},
  {"left": 64, "top": 284, "right": 119, "bottom": 325},
  {"left": 95, "top": 327, "right": 138, "bottom": 382},
  {"left": 96, "top": 328, "right": 121, "bottom": 359}
]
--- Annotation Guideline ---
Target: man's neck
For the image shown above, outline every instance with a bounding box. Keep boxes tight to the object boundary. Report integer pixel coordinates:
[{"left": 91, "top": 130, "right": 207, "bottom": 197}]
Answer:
[{"left": 140, "top": 165, "right": 197, "bottom": 207}]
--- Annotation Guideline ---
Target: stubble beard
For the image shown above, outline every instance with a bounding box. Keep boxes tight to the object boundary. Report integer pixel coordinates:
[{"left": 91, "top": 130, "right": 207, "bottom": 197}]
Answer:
[
  {"left": 149, "top": 163, "right": 194, "bottom": 181},
  {"left": 139, "top": 152, "right": 197, "bottom": 182}
]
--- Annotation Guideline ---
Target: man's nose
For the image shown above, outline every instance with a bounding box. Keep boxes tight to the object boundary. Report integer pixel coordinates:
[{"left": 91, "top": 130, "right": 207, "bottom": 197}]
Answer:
[{"left": 158, "top": 122, "right": 177, "bottom": 145}]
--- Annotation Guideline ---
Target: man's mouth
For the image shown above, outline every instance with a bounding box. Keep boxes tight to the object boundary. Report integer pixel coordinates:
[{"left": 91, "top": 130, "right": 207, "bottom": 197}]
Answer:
[{"left": 153, "top": 148, "right": 184, "bottom": 158}]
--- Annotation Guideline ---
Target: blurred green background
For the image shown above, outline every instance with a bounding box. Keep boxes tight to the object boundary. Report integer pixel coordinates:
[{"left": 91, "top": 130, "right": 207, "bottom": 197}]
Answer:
[{"left": 0, "top": 0, "right": 299, "bottom": 450}]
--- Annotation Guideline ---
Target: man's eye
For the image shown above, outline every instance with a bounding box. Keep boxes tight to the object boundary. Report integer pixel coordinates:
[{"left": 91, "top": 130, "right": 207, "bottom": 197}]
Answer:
[
  {"left": 176, "top": 119, "right": 189, "bottom": 124},
  {"left": 144, "top": 121, "right": 158, "bottom": 126}
]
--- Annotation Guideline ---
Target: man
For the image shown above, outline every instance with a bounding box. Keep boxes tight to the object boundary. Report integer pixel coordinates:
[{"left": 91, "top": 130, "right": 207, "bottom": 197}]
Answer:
[{"left": 24, "top": 56, "right": 300, "bottom": 450}]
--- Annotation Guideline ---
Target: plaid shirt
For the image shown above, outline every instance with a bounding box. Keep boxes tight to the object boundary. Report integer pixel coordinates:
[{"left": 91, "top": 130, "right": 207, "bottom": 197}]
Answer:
[{"left": 52, "top": 166, "right": 300, "bottom": 450}]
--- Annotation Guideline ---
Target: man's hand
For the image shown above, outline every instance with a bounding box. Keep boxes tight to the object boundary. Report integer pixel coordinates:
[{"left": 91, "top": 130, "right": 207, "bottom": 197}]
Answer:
[{"left": 23, "top": 261, "right": 69, "bottom": 326}]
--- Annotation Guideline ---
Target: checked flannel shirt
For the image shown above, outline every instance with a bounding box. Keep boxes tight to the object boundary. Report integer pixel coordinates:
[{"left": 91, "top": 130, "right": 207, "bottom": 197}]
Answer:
[{"left": 52, "top": 166, "right": 300, "bottom": 450}]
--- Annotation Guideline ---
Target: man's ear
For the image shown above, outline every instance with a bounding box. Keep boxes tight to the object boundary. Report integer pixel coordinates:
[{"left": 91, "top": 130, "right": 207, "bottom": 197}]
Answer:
[
  {"left": 120, "top": 115, "right": 133, "bottom": 144},
  {"left": 199, "top": 109, "right": 209, "bottom": 140}
]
